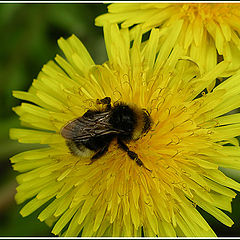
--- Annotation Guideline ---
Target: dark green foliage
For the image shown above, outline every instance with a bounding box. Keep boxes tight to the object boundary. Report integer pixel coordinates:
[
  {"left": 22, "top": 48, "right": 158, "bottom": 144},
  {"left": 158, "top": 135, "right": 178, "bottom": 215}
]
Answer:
[{"left": 0, "top": 3, "right": 107, "bottom": 236}]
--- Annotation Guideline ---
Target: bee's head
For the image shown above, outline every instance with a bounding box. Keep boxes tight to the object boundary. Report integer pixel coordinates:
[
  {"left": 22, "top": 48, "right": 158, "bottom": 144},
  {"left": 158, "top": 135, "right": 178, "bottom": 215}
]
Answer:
[
  {"left": 132, "top": 108, "right": 152, "bottom": 140},
  {"left": 141, "top": 109, "right": 152, "bottom": 135}
]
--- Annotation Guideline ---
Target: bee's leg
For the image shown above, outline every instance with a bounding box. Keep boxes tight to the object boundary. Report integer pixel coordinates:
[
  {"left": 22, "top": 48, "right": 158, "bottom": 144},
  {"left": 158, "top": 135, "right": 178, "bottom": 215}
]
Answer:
[
  {"left": 96, "top": 97, "right": 111, "bottom": 110},
  {"left": 96, "top": 97, "right": 111, "bottom": 105},
  {"left": 117, "top": 139, "right": 152, "bottom": 172},
  {"left": 88, "top": 144, "right": 110, "bottom": 165}
]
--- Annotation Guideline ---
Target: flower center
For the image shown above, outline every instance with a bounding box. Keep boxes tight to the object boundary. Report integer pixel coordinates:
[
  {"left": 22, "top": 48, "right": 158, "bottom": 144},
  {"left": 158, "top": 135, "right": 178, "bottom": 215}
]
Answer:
[{"left": 179, "top": 3, "right": 237, "bottom": 23}]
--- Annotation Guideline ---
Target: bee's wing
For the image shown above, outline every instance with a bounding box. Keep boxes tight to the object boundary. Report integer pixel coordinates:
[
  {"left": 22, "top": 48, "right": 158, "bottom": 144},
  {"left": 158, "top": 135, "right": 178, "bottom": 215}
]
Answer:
[{"left": 61, "top": 111, "right": 122, "bottom": 141}]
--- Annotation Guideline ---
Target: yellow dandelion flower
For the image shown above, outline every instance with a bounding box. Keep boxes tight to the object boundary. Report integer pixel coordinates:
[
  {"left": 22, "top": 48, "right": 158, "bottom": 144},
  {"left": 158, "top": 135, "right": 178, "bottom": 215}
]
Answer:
[
  {"left": 10, "top": 23, "right": 240, "bottom": 237},
  {"left": 96, "top": 3, "right": 240, "bottom": 77}
]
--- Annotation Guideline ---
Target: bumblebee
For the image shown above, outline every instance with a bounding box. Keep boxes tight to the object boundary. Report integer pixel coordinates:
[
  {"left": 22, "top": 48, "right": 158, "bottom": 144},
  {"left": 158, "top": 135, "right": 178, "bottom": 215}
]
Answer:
[{"left": 61, "top": 97, "right": 152, "bottom": 171}]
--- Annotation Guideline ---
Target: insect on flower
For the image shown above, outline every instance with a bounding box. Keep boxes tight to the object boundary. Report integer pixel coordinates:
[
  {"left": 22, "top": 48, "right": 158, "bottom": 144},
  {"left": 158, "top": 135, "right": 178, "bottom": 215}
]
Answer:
[{"left": 61, "top": 97, "right": 153, "bottom": 172}]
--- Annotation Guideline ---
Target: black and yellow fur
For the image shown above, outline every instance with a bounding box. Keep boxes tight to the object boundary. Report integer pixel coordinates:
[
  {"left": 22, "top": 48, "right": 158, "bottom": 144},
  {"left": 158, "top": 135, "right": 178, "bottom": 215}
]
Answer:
[{"left": 61, "top": 97, "right": 153, "bottom": 171}]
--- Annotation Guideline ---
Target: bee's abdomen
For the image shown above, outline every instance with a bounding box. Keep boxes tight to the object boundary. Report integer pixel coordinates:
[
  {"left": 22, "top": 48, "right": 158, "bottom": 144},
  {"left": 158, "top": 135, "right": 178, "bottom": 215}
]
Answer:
[
  {"left": 66, "top": 140, "right": 94, "bottom": 158},
  {"left": 83, "top": 134, "right": 114, "bottom": 151}
]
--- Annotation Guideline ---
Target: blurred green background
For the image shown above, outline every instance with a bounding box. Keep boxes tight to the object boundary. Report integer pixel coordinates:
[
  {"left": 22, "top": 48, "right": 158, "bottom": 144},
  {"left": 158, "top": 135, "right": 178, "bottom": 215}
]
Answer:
[
  {"left": 0, "top": 3, "right": 107, "bottom": 237},
  {"left": 0, "top": 3, "right": 240, "bottom": 237}
]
